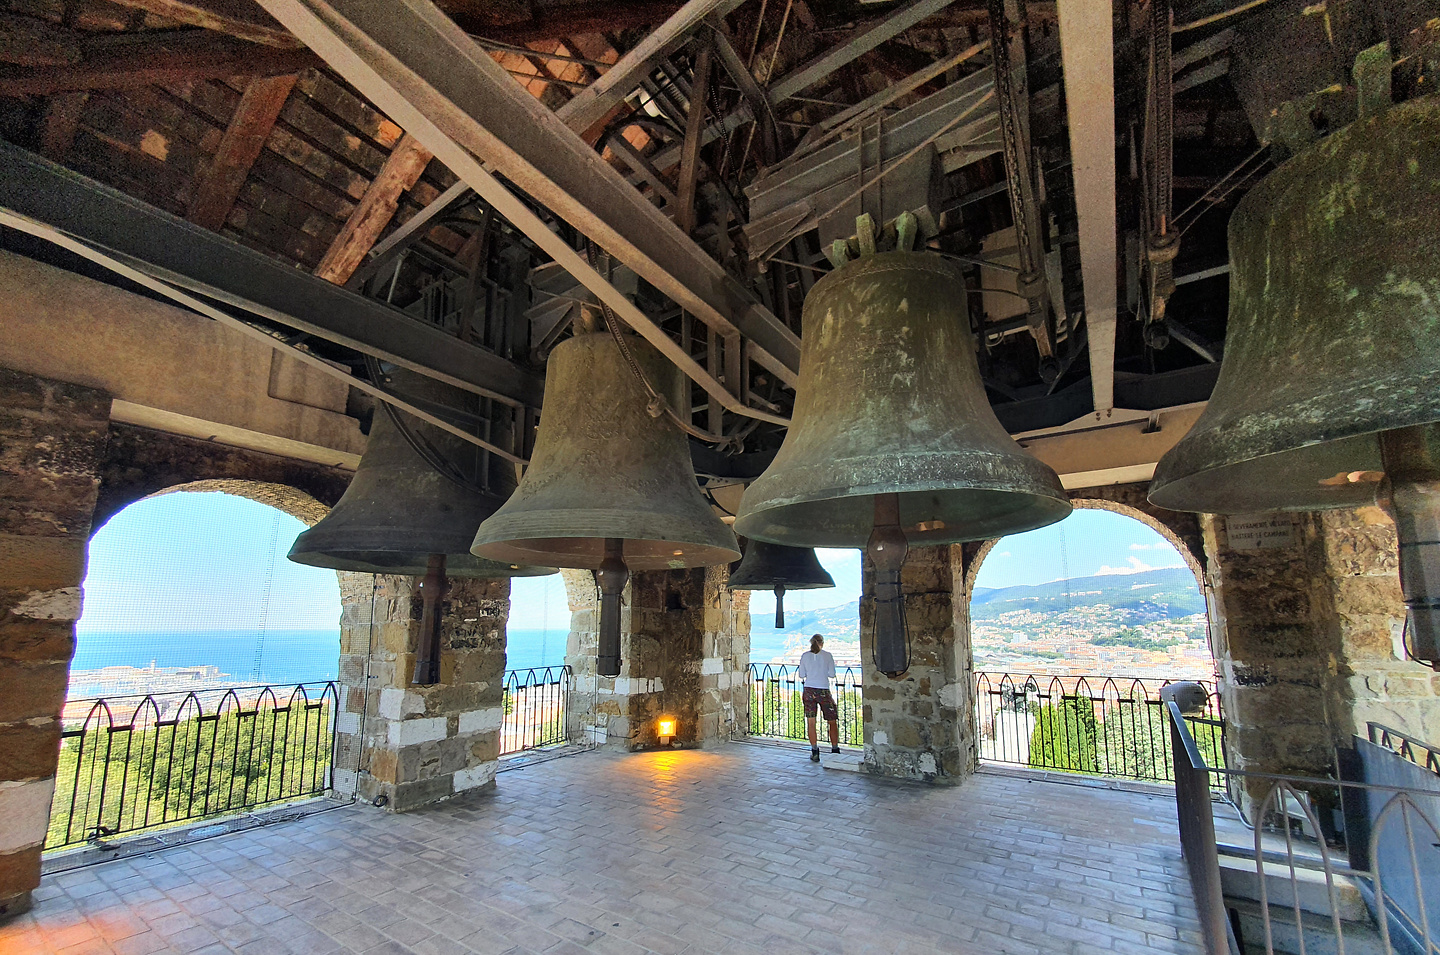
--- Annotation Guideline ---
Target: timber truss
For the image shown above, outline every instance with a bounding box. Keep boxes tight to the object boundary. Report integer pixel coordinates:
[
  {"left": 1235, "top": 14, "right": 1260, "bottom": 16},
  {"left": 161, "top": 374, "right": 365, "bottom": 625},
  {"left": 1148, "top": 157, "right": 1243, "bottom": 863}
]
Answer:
[{"left": 2, "top": 0, "right": 1434, "bottom": 481}]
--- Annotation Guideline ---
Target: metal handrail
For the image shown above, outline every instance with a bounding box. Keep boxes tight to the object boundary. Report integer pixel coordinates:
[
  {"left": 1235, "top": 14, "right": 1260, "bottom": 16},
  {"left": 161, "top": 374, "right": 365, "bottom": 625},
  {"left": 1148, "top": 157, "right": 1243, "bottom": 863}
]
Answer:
[
  {"left": 747, "top": 662, "right": 863, "bottom": 746},
  {"left": 1167, "top": 703, "right": 1440, "bottom": 955},
  {"left": 501, "top": 665, "right": 571, "bottom": 755},
  {"left": 49, "top": 681, "right": 340, "bottom": 851},
  {"left": 1370, "top": 722, "right": 1440, "bottom": 778}
]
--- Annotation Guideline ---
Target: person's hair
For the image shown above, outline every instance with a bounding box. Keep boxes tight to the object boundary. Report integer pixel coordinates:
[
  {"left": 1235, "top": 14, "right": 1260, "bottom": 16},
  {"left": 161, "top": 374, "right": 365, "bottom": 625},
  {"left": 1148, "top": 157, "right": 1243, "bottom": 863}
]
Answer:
[{"left": 809, "top": 634, "right": 823, "bottom": 654}]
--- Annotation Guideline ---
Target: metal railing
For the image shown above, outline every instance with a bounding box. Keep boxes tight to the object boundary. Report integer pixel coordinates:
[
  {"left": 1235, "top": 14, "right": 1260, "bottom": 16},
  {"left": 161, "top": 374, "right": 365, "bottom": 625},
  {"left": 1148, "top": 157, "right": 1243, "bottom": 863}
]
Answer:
[
  {"left": 748, "top": 663, "right": 863, "bottom": 746},
  {"left": 1370, "top": 722, "right": 1440, "bottom": 778},
  {"left": 1169, "top": 703, "right": 1440, "bottom": 955},
  {"left": 500, "top": 665, "right": 570, "bottom": 755},
  {"left": 974, "top": 671, "right": 1227, "bottom": 784},
  {"left": 48, "top": 682, "right": 339, "bottom": 851}
]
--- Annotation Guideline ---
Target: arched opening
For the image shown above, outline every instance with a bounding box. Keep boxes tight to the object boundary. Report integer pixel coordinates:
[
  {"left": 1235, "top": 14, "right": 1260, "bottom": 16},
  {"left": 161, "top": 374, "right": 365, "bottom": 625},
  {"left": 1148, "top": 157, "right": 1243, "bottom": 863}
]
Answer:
[
  {"left": 50, "top": 486, "right": 343, "bottom": 851},
  {"left": 500, "top": 573, "right": 571, "bottom": 754},
  {"left": 746, "top": 548, "right": 865, "bottom": 748},
  {"left": 968, "top": 502, "right": 1221, "bottom": 783}
]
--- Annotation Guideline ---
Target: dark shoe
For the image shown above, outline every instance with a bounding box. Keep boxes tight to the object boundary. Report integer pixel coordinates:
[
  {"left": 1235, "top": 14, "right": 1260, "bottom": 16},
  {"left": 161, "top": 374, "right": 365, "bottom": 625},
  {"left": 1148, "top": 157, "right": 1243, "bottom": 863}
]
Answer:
[
  {"left": 831, "top": 747, "right": 841, "bottom": 754},
  {"left": 810, "top": 748, "right": 821, "bottom": 762}
]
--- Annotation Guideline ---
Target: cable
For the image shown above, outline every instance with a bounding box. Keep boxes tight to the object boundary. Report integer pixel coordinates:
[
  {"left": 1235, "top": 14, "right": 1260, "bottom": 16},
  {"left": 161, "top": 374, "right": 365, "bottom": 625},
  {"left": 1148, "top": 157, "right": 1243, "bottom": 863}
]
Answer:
[
  {"left": 581, "top": 241, "right": 757, "bottom": 452},
  {"left": 363, "top": 356, "right": 494, "bottom": 496}
]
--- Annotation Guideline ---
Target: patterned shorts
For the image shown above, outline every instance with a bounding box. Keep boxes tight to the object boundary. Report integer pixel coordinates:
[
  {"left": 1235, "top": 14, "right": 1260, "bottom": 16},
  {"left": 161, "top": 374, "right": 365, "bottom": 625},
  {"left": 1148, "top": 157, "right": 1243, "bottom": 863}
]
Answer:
[{"left": 802, "top": 687, "right": 838, "bottom": 721}]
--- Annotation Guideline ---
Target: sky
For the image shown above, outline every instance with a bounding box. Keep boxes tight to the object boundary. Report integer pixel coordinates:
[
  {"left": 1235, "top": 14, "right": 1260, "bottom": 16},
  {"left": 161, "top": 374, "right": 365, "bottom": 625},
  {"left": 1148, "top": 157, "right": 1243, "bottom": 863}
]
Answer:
[
  {"left": 77, "top": 493, "right": 1190, "bottom": 636},
  {"left": 974, "top": 508, "right": 1189, "bottom": 591},
  {"left": 78, "top": 492, "right": 342, "bottom": 634}
]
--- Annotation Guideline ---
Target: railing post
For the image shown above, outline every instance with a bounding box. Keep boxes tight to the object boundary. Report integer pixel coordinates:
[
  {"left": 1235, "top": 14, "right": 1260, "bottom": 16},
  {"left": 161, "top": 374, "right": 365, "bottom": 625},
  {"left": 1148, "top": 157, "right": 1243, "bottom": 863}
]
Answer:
[{"left": 1168, "top": 701, "right": 1232, "bottom": 955}]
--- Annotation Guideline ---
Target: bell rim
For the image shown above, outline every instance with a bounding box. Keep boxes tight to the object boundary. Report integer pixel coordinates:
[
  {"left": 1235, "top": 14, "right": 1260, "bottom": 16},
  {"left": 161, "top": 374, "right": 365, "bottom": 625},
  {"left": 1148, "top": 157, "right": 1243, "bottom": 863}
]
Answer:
[
  {"left": 725, "top": 578, "right": 835, "bottom": 591},
  {"left": 287, "top": 547, "right": 558, "bottom": 578},
  {"left": 471, "top": 535, "right": 741, "bottom": 572},
  {"left": 735, "top": 487, "right": 1072, "bottom": 548}
]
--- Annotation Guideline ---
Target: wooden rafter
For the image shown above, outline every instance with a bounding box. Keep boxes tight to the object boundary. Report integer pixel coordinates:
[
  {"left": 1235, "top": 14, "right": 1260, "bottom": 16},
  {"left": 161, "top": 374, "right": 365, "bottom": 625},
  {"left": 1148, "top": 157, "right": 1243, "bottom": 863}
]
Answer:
[
  {"left": 38, "top": 92, "right": 90, "bottom": 160},
  {"left": 445, "top": 0, "right": 684, "bottom": 44},
  {"left": 100, "top": 0, "right": 301, "bottom": 48},
  {"left": 313, "top": 133, "right": 434, "bottom": 285},
  {"left": 187, "top": 73, "right": 299, "bottom": 231},
  {"left": 0, "top": 31, "right": 317, "bottom": 97},
  {"left": 0, "top": 14, "right": 82, "bottom": 66}
]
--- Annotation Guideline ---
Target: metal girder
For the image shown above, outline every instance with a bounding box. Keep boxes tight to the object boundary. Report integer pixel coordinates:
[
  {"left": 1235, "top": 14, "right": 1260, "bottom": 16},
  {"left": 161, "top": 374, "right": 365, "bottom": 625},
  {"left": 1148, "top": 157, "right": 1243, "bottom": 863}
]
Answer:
[
  {"left": 360, "top": 0, "right": 744, "bottom": 279},
  {"left": 768, "top": 0, "right": 964, "bottom": 106},
  {"left": 1057, "top": 0, "right": 1118, "bottom": 416},
  {"left": 0, "top": 144, "right": 543, "bottom": 408},
  {"left": 253, "top": 0, "right": 791, "bottom": 425},
  {"left": 255, "top": 0, "right": 799, "bottom": 393}
]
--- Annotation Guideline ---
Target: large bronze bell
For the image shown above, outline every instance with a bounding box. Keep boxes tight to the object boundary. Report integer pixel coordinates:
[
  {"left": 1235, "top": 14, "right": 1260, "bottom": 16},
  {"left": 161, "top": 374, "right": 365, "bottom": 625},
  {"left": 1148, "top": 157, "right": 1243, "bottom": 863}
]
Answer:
[
  {"left": 471, "top": 332, "right": 740, "bottom": 675},
  {"left": 735, "top": 251, "right": 1070, "bottom": 674},
  {"left": 289, "top": 369, "right": 553, "bottom": 580},
  {"left": 727, "top": 539, "right": 835, "bottom": 628},
  {"left": 1150, "top": 96, "right": 1440, "bottom": 662}
]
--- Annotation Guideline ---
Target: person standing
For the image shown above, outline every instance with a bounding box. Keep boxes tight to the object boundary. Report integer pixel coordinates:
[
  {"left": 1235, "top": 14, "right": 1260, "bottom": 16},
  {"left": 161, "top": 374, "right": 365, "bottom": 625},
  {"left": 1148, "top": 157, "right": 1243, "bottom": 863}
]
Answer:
[{"left": 796, "top": 634, "right": 840, "bottom": 762}]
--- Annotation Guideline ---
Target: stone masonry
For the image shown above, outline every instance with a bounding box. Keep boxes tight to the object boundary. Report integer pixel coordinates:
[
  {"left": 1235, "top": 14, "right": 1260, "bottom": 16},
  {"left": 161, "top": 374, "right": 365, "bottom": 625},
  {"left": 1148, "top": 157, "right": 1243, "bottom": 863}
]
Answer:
[
  {"left": 0, "top": 368, "right": 110, "bottom": 920},
  {"left": 566, "top": 565, "right": 749, "bottom": 749},
  {"left": 859, "top": 544, "right": 974, "bottom": 782},
  {"left": 334, "top": 574, "right": 510, "bottom": 811},
  {"left": 1203, "top": 504, "right": 1424, "bottom": 787}
]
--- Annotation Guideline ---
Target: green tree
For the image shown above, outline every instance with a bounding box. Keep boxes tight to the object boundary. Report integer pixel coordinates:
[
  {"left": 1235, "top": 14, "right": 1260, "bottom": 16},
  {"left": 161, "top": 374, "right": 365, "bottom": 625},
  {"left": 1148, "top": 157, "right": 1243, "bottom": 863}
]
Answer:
[
  {"left": 1098, "top": 701, "right": 1223, "bottom": 782},
  {"left": 1029, "top": 698, "right": 1099, "bottom": 773}
]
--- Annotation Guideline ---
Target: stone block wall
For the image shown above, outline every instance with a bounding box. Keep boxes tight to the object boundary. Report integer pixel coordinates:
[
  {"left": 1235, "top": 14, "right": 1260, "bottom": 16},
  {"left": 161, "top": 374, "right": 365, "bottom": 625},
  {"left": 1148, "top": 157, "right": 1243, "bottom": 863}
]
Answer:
[
  {"left": 0, "top": 369, "right": 109, "bottom": 920},
  {"left": 334, "top": 574, "right": 510, "bottom": 810},
  {"left": 566, "top": 565, "right": 748, "bottom": 749},
  {"left": 860, "top": 544, "right": 973, "bottom": 783},
  {"left": 1204, "top": 504, "right": 1433, "bottom": 783}
]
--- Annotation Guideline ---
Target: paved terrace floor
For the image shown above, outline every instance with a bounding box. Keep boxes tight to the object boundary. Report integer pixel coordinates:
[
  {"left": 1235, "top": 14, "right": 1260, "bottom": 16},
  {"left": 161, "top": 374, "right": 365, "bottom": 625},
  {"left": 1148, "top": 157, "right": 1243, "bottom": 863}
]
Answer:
[{"left": 3, "top": 743, "right": 1204, "bottom": 955}]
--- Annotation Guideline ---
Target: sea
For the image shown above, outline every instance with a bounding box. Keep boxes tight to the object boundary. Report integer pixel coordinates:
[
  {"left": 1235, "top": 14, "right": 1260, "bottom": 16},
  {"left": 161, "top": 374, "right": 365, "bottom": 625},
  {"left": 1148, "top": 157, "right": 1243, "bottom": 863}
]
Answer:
[{"left": 70, "top": 628, "right": 576, "bottom": 692}]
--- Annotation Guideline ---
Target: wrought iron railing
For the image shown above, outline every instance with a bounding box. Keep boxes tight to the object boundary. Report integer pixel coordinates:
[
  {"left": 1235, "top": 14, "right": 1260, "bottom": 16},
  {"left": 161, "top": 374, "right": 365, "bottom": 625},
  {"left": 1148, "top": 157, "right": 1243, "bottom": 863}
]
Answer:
[
  {"left": 747, "top": 663, "right": 863, "bottom": 747},
  {"left": 501, "top": 665, "right": 570, "bottom": 755},
  {"left": 1169, "top": 703, "right": 1440, "bottom": 955},
  {"left": 48, "top": 682, "right": 339, "bottom": 850},
  {"left": 1370, "top": 722, "right": 1440, "bottom": 778},
  {"left": 974, "top": 671, "right": 1227, "bottom": 784}
]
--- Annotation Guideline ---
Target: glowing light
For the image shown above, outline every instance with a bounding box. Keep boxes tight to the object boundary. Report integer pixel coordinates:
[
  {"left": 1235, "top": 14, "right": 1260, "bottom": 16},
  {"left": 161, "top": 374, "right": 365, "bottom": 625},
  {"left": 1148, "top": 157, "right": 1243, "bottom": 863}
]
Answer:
[{"left": 657, "top": 716, "right": 677, "bottom": 739}]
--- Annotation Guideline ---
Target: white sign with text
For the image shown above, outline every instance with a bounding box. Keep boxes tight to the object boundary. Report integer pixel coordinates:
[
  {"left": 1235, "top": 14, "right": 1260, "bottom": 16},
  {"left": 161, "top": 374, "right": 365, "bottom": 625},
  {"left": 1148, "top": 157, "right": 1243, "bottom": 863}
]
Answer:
[{"left": 1226, "top": 513, "right": 1298, "bottom": 550}]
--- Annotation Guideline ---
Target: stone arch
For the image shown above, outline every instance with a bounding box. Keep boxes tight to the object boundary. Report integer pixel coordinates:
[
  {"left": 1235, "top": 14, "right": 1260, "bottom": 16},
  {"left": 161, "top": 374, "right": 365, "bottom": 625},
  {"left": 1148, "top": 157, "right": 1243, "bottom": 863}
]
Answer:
[
  {"left": 92, "top": 422, "right": 351, "bottom": 535},
  {"left": 962, "top": 483, "right": 1206, "bottom": 596},
  {"left": 149, "top": 479, "right": 329, "bottom": 527}
]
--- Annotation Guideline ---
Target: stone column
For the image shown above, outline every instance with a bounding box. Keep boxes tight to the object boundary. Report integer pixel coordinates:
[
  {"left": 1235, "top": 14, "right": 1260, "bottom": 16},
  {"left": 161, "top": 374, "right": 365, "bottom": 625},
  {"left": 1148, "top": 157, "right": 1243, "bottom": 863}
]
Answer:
[
  {"left": 1204, "top": 505, "right": 1430, "bottom": 785},
  {"left": 566, "top": 565, "right": 748, "bottom": 749},
  {"left": 0, "top": 369, "right": 109, "bottom": 920},
  {"left": 859, "top": 544, "right": 974, "bottom": 782},
  {"left": 333, "top": 574, "right": 509, "bottom": 811}
]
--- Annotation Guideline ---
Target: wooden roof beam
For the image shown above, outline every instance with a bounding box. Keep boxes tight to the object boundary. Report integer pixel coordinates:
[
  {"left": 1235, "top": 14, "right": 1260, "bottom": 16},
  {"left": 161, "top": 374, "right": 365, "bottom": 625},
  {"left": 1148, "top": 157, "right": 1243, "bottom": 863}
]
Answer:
[
  {"left": 100, "top": 0, "right": 302, "bottom": 48},
  {"left": 187, "top": 73, "right": 299, "bottom": 231},
  {"left": 314, "top": 132, "right": 434, "bottom": 284},
  {"left": 0, "top": 30, "right": 318, "bottom": 97}
]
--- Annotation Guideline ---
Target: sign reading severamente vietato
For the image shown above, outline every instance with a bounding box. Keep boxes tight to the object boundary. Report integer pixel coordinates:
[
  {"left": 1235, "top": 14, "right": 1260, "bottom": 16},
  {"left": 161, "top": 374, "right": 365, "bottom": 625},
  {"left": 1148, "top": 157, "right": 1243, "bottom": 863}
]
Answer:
[{"left": 1225, "top": 513, "right": 1298, "bottom": 550}]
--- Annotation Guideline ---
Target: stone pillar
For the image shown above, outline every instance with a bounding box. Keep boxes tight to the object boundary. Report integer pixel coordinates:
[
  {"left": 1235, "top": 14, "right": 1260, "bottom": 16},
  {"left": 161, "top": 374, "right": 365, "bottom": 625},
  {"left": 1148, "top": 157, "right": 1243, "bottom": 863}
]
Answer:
[
  {"left": 333, "top": 573, "right": 509, "bottom": 811},
  {"left": 859, "top": 544, "right": 974, "bottom": 783},
  {"left": 1204, "top": 505, "right": 1429, "bottom": 785},
  {"left": 566, "top": 565, "right": 748, "bottom": 749},
  {"left": 0, "top": 369, "right": 109, "bottom": 921}
]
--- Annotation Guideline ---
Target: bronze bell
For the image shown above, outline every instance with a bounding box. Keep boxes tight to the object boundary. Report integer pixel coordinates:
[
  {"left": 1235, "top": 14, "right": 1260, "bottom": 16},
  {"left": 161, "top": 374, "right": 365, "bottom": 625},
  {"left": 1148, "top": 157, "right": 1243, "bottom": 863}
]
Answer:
[
  {"left": 290, "top": 369, "right": 555, "bottom": 580},
  {"left": 727, "top": 539, "right": 835, "bottom": 628},
  {"left": 735, "top": 251, "right": 1070, "bottom": 675},
  {"left": 471, "top": 332, "right": 740, "bottom": 675},
  {"left": 1150, "top": 96, "right": 1440, "bottom": 661}
]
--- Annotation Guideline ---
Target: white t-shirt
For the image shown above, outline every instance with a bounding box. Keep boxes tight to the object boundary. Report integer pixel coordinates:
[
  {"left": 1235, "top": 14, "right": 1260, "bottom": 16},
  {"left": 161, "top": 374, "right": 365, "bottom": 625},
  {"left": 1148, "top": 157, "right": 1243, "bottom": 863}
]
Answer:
[{"left": 796, "top": 649, "right": 836, "bottom": 690}]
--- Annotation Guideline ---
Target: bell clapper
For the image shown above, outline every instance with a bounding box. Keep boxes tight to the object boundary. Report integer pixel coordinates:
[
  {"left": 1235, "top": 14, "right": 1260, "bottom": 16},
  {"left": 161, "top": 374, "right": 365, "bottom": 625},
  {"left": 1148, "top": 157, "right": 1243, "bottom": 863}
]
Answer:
[
  {"left": 868, "top": 493, "right": 910, "bottom": 677},
  {"left": 413, "top": 553, "right": 448, "bottom": 686},
  {"left": 773, "top": 582, "right": 786, "bottom": 629},
  {"left": 1379, "top": 427, "right": 1440, "bottom": 667},
  {"left": 596, "top": 538, "right": 629, "bottom": 677}
]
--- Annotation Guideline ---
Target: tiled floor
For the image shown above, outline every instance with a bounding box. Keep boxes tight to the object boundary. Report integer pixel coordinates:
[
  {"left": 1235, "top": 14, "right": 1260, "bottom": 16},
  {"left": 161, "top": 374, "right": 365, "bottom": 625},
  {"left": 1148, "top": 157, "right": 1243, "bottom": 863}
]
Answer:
[{"left": 2, "top": 743, "right": 1204, "bottom": 955}]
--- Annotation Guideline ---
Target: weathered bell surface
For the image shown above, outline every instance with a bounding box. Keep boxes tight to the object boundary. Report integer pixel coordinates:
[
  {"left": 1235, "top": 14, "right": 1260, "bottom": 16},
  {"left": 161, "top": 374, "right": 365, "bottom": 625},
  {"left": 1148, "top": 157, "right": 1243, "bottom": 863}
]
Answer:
[
  {"left": 727, "top": 539, "right": 835, "bottom": 592},
  {"left": 727, "top": 539, "right": 834, "bottom": 629},
  {"left": 470, "top": 332, "right": 740, "bottom": 571},
  {"left": 1149, "top": 96, "right": 1440, "bottom": 514},
  {"left": 735, "top": 251, "right": 1071, "bottom": 548},
  {"left": 289, "top": 370, "right": 554, "bottom": 578}
]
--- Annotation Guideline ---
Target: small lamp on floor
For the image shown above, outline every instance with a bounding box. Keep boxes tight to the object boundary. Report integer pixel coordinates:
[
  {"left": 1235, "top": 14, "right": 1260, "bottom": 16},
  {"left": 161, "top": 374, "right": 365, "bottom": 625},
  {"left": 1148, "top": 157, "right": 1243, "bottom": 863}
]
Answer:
[{"left": 657, "top": 715, "right": 677, "bottom": 746}]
